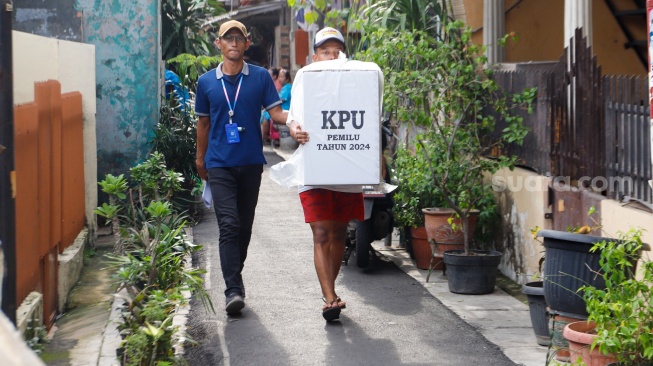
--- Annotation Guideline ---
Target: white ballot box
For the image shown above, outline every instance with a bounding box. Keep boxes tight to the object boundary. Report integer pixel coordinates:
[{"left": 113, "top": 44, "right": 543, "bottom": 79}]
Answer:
[{"left": 301, "top": 66, "right": 381, "bottom": 185}]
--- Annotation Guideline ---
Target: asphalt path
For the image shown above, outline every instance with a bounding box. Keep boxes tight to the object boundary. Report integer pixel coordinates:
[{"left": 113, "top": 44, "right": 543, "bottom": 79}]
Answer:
[{"left": 185, "top": 151, "right": 516, "bottom": 366}]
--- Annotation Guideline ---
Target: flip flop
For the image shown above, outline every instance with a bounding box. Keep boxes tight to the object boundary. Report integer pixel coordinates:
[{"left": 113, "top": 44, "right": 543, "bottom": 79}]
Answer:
[
  {"left": 322, "top": 300, "right": 341, "bottom": 321},
  {"left": 322, "top": 306, "right": 341, "bottom": 321}
]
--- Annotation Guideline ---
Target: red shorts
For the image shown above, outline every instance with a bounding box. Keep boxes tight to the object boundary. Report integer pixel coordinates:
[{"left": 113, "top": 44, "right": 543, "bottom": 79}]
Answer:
[{"left": 299, "top": 189, "right": 364, "bottom": 223}]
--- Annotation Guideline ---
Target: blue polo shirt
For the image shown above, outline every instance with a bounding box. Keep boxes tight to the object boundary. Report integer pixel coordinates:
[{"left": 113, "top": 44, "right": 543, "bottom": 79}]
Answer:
[{"left": 195, "top": 62, "right": 281, "bottom": 168}]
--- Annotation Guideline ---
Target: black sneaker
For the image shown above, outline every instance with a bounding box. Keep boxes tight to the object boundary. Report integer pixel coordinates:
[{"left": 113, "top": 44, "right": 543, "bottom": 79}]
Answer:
[
  {"left": 225, "top": 293, "right": 245, "bottom": 315},
  {"left": 240, "top": 279, "right": 246, "bottom": 298}
]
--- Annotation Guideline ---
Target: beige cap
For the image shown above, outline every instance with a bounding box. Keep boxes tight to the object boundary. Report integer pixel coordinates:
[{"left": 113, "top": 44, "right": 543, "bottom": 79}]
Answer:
[
  {"left": 219, "top": 20, "right": 248, "bottom": 38},
  {"left": 314, "top": 27, "right": 345, "bottom": 50}
]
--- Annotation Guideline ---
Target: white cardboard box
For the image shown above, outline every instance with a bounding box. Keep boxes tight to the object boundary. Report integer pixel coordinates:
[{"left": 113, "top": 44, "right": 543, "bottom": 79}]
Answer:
[{"left": 301, "top": 68, "right": 381, "bottom": 185}]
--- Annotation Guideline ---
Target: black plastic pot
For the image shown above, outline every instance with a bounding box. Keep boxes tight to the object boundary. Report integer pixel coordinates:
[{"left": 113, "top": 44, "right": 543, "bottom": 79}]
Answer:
[
  {"left": 443, "top": 250, "right": 501, "bottom": 294},
  {"left": 522, "top": 281, "right": 550, "bottom": 346},
  {"left": 538, "top": 229, "right": 612, "bottom": 318}
]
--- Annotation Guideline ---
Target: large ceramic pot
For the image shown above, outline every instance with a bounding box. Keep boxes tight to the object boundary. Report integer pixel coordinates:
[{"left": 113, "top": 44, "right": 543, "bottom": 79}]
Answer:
[
  {"left": 521, "top": 281, "right": 550, "bottom": 346},
  {"left": 442, "top": 250, "right": 501, "bottom": 294},
  {"left": 563, "top": 321, "right": 616, "bottom": 366},
  {"left": 538, "top": 230, "right": 613, "bottom": 318},
  {"left": 538, "top": 230, "right": 646, "bottom": 319},
  {"left": 422, "top": 208, "right": 478, "bottom": 255},
  {"left": 410, "top": 227, "right": 443, "bottom": 270}
]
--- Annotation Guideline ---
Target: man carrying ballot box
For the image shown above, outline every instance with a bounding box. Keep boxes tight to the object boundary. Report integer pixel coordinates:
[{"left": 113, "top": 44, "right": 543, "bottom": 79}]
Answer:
[{"left": 288, "top": 27, "right": 368, "bottom": 322}]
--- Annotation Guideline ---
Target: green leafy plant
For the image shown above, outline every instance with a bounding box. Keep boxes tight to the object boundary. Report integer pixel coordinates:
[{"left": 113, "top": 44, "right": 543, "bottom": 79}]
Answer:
[
  {"left": 166, "top": 53, "right": 221, "bottom": 93},
  {"left": 97, "top": 174, "right": 129, "bottom": 253},
  {"left": 131, "top": 152, "right": 184, "bottom": 204},
  {"left": 392, "top": 144, "right": 444, "bottom": 229},
  {"left": 359, "top": 19, "right": 535, "bottom": 255},
  {"left": 24, "top": 317, "right": 49, "bottom": 355},
  {"left": 161, "top": 0, "right": 226, "bottom": 60},
  {"left": 153, "top": 54, "right": 221, "bottom": 217},
  {"left": 359, "top": 0, "right": 453, "bottom": 40},
  {"left": 287, "top": 0, "right": 367, "bottom": 53},
  {"left": 96, "top": 152, "right": 213, "bottom": 364},
  {"left": 119, "top": 289, "right": 183, "bottom": 366},
  {"left": 581, "top": 228, "right": 653, "bottom": 365}
]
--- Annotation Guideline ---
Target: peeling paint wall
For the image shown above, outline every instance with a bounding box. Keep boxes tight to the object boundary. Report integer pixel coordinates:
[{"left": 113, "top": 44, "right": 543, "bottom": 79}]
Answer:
[
  {"left": 490, "top": 167, "right": 551, "bottom": 284},
  {"left": 75, "top": 0, "right": 161, "bottom": 178},
  {"left": 13, "top": 0, "right": 162, "bottom": 185},
  {"left": 13, "top": 0, "right": 82, "bottom": 41}
]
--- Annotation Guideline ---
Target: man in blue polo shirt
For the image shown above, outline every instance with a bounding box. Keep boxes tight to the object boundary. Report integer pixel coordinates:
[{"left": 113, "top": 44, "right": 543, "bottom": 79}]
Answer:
[{"left": 195, "top": 20, "right": 288, "bottom": 315}]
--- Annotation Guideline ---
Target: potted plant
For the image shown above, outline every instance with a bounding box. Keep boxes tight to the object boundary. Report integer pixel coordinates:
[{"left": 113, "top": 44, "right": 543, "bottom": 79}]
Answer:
[
  {"left": 568, "top": 228, "right": 653, "bottom": 366},
  {"left": 535, "top": 208, "right": 646, "bottom": 321},
  {"left": 521, "top": 253, "right": 550, "bottom": 347},
  {"left": 392, "top": 144, "right": 446, "bottom": 270},
  {"left": 361, "top": 18, "right": 534, "bottom": 293}
]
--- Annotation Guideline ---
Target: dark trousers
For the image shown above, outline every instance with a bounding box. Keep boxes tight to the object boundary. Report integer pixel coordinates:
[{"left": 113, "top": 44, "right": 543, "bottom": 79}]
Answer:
[{"left": 208, "top": 165, "right": 263, "bottom": 297}]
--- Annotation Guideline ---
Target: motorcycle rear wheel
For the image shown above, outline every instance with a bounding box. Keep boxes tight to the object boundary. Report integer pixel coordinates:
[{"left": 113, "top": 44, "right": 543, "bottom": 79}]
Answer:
[{"left": 354, "top": 219, "right": 372, "bottom": 268}]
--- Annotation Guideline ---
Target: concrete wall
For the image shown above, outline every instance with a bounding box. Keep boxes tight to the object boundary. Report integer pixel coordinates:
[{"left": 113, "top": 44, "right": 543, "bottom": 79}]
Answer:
[
  {"left": 601, "top": 199, "right": 653, "bottom": 270},
  {"left": 461, "top": 0, "right": 645, "bottom": 76},
  {"left": 75, "top": 0, "right": 162, "bottom": 178},
  {"left": 12, "top": 30, "right": 98, "bottom": 236},
  {"left": 12, "top": 0, "right": 82, "bottom": 41},
  {"left": 492, "top": 167, "right": 653, "bottom": 284},
  {"left": 491, "top": 167, "right": 551, "bottom": 284},
  {"left": 592, "top": 0, "right": 645, "bottom": 76}
]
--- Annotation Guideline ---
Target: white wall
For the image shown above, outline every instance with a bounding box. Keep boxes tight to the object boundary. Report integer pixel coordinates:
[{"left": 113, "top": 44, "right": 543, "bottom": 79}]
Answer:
[
  {"left": 491, "top": 167, "right": 552, "bottom": 284},
  {"left": 601, "top": 199, "right": 653, "bottom": 273},
  {"left": 12, "top": 31, "right": 98, "bottom": 238},
  {"left": 492, "top": 167, "right": 653, "bottom": 284}
]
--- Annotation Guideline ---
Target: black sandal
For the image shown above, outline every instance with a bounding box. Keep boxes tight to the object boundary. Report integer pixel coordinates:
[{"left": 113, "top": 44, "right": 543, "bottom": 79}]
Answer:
[{"left": 322, "top": 299, "right": 341, "bottom": 321}]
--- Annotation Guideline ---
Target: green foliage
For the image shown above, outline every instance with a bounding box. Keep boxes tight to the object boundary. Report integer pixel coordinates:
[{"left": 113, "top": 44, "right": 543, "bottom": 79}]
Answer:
[
  {"left": 161, "top": 0, "right": 226, "bottom": 60},
  {"left": 287, "top": 0, "right": 367, "bottom": 53},
  {"left": 98, "top": 174, "right": 130, "bottom": 253},
  {"left": 96, "top": 152, "right": 213, "bottom": 364},
  {"left": 152, "top": 98, "right": 198, "bottom": 202},
  {"left": 83, "top": 245, "right": 97, "bottom": 265},
  {"left": 131, "top": 152, "right": 185, "bottom": 202},
  {"left": 359, "top": 18, "right": 535, "bottom": 253},
  {"left": 167, "top": 53, "right": 221, "bottom": 93},
  {"left": 99, "top": 174, "right": 128, "bottom": 201},
  {"left": 25, "top": 317, "right": 49, "bottom": 355},
  {"left": 582, "top": 228, "right": 653, "bottom": 365},
  {"left": 119, "top": 289, "right": 185, "bottom": 366},
  {"left": 392, "top": 145, "right": 444, "bottom": 228},
  {"left": 94, "top": 203, "right": 121, "bottom": 221},
  {"left": 359, "top": 0, "right": 453, "bottom": 39},
  {"left": 146, "top": 201, "right": 174, "bottom": 220},
  {"left": 152, "top": 53, "right": 219, "bottom": 207}
]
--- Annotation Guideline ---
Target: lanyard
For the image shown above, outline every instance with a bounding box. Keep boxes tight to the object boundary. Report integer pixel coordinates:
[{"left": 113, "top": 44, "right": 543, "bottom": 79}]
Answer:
[{"left": 221, "top": 74, "right": 243, "bottom": 124}]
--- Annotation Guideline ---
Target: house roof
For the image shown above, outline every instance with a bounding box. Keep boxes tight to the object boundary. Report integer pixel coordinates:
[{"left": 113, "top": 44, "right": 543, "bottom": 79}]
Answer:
[{"left": 202, "top": 1, "right": 285, "bottom": 30}]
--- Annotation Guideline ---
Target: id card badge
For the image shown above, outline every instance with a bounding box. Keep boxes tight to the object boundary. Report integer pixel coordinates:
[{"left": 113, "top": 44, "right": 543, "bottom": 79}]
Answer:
[{"left": 225, "top": 123, "right": 240, "bottom": 144}]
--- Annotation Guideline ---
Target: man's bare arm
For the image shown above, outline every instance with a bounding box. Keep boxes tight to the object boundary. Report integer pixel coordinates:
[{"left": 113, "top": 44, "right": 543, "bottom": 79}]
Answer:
[{"left": 268, "top": 105, "right": 289, "bottom": 125}]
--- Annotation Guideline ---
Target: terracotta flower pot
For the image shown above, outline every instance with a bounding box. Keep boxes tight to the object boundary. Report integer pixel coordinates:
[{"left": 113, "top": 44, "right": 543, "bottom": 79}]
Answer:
[
  {"left": 410, "top": 226, "right": 443, "bottom": 270},
  {"left": 563, "top": 321, "right": 616, "bottom": 366},
  {"left": 422, "top": 208, "right": 478, "bottom": 254},
  {"left": 550, "top": 313, "right": 586, "bottom": 362}
]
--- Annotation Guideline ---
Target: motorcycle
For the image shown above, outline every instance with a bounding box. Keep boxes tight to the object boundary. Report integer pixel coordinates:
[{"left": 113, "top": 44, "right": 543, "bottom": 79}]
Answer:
[{"left": 344, "top": 120, "right": 395, "bottom": 268}]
